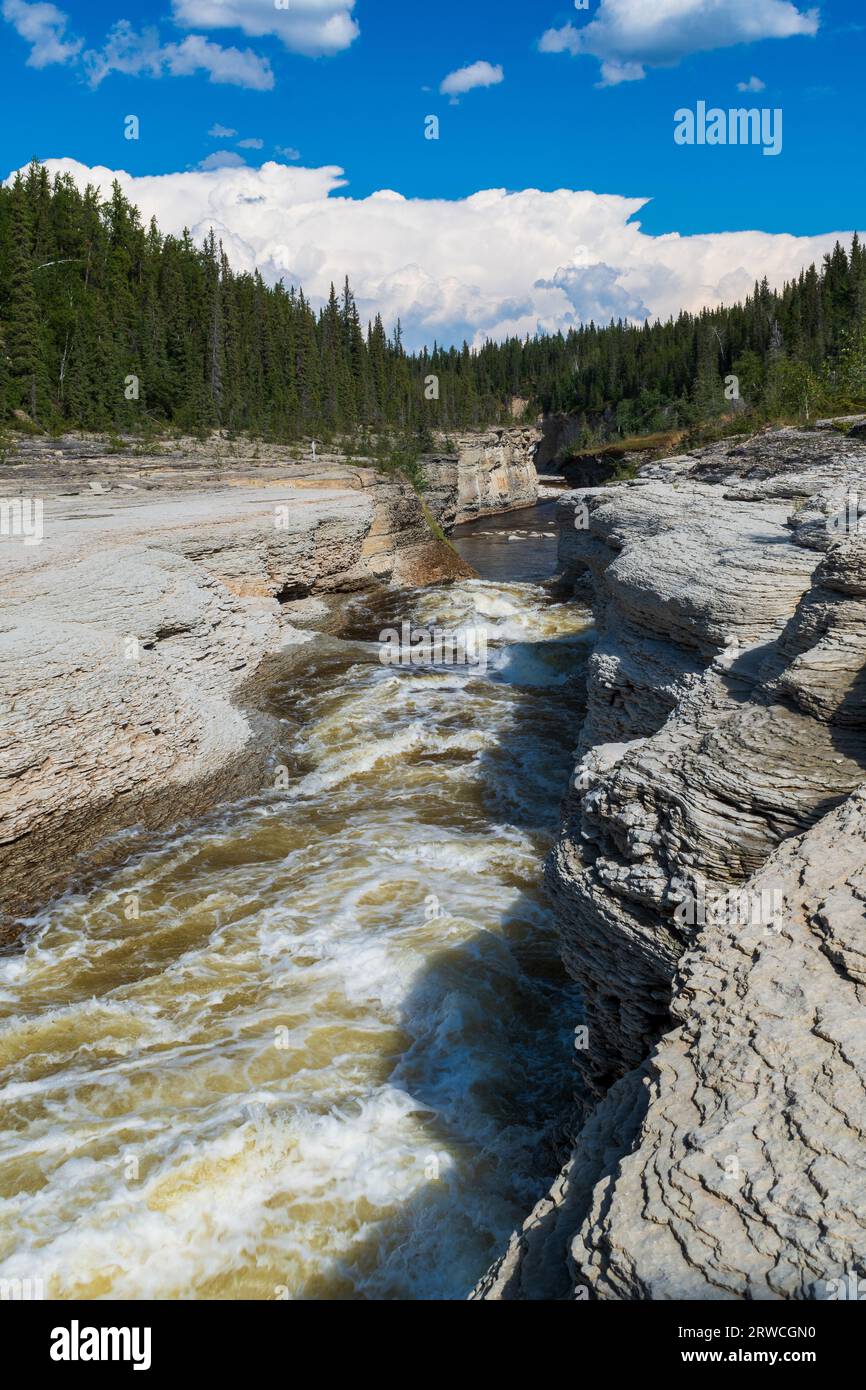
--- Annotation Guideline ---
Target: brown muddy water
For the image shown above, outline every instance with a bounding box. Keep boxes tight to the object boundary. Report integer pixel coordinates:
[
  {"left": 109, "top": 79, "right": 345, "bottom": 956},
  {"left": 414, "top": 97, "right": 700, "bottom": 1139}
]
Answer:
[{"left": 0, "top": 503, "right": 591, "bottom": 1299}]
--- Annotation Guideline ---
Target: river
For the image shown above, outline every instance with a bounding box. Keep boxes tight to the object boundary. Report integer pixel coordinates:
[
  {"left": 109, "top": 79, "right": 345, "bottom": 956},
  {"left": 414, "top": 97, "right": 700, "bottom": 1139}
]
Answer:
[{"left": 0, "top": 500, "right": 590, "bottom": 1300}]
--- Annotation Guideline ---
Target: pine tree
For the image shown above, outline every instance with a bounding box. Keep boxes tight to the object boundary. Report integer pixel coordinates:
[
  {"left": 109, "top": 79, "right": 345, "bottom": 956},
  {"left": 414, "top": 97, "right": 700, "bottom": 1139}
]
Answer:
[
  {"left": 5, "top": 177, "right": 46, "bottom": 421},
  {"left": 0, "top": 164, "right": 863, "bottom": 445},
  {"left": 204, "top": 229, "right": 224, "bottom": 425}
]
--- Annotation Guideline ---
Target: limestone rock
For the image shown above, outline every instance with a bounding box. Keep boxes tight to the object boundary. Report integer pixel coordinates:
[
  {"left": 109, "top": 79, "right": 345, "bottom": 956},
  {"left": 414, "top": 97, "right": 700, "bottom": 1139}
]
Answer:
[
  {"left": 0, "top": 459, "right": 471, "bottom": 934},
  {"left": 421, "top": 427, "right": 539, "bottom": 528},
  {"left": 479, "top": 426, "right": 866, "bottom": 1300}
]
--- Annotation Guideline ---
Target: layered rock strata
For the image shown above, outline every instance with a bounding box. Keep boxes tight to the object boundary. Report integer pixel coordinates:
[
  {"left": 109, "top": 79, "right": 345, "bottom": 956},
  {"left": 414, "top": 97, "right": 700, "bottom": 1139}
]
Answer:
[
  {"left": 0, "top": 455, "right": 471, "bottom": 935},
  {"left": 477, "top": 425, "right": 866, "bottom": 1300},
  {"left": 421, "top": 427, "right": 539, "bottom": 527}
]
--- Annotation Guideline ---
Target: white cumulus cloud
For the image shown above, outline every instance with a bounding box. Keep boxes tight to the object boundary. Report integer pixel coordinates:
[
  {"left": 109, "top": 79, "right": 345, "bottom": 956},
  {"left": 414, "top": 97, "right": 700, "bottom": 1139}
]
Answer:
[
  {"left": 2, "top": 0, "right": 81, "bottom": 68},
  {"left": 540, "top": 0, "right": 819, "bottom": 84},
  {"left": 535, "top": 263, "right": 651, "bottom": 322},
  {"left": 3, "top": 3, "right": 338, "bottom": 88},
  {"left": 199, "top": 150, "right": 247, "bottom": 170},
  {"left": 738, "top": 75, "right": 767, "bottom": 92},
  {"left": 164, "top": 34, "right": 273, "bottom": 89},
  {"left": 83, "top": 24, "right": 274, "bottom": 90},
  {"left": 171, "top": 0, "right": 360, "bottom": 58},
  {"left": 10, "top": 157, "right": 851, "bottom": 354},
  {"left": 440, "top": 60, "right": 504, "bottom": 102}
]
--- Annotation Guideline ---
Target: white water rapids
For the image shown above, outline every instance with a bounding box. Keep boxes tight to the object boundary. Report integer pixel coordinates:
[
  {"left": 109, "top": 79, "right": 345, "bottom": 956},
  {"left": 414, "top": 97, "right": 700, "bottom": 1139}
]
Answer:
[{"left": 0, "top": 507, "right": 591, "bottom": 1299}]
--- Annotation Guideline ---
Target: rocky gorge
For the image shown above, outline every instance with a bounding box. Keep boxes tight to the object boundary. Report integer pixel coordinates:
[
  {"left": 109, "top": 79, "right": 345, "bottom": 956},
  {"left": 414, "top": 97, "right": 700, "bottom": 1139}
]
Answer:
[
  {"left": 0, "top": 424, "right": 587, "bottom": 1301},
  {"left": 0, "top": 427, "right": 537, "bottom": 936},
  {"left": 3, "top": 414, "right": 865, "bottom": 1302},
  {"left": 476, "top": 423, "right": 866, "bottom": 1301}
]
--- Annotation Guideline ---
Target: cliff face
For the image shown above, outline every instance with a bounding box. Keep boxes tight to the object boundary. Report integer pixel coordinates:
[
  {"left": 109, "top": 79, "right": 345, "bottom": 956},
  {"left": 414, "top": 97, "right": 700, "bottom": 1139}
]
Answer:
[
  {"left": 477, "top": 425, "right": 866, "bottom": 1300},
  {"left": 0, "top": 448, "right": 473, "bottom": 936},
  {"left": 421, "top": 427, "right": 539, "bottom": 527},
  {"left": 0, "top": 425, "right": 541, "bottom": 935}
]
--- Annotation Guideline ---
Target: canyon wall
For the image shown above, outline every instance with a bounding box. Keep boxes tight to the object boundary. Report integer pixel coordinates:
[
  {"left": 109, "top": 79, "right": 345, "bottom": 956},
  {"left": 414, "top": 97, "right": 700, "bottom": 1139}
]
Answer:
[
  {"left": 0, "top": 442, "right": 481, "bottom": 937},
  {"left": 477, "top": 425, "right": 866, "bottom": 1300},
  {"left": 421, "top": 427, "right": 539, "bottom": 527},
  {"left": 0, "top": 426, "right": 541, "bottom": 936}
]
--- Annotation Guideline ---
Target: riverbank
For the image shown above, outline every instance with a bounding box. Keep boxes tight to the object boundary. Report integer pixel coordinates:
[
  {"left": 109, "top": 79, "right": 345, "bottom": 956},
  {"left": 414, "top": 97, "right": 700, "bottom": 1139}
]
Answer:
[
  {"left": 13, "top": 420, "right": 861, "bottom": 1303},
  {"left": 0, "top": 498, "right": 592, "bottom": 1299},
  {"left": 0, "top": 460, "right": 479, "bottom": 936},
  {"left": 477, "top": 424, "right": 866, "bottom": 1300},
  {"left": 1, "top": 424, "right": 546, "bottom": 935}
]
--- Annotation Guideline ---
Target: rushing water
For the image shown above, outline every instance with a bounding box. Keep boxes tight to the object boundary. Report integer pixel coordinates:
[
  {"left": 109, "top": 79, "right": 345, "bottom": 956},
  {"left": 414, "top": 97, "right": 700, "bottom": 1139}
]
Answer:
[{"left": 0, "top": 503, "right": 590, "bottom": 1300}]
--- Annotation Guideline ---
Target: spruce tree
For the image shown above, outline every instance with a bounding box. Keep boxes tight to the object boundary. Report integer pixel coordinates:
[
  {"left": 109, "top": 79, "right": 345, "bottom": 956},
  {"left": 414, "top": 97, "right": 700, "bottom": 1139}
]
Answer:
[
  {"left": 0, "top": 164, "right": 863, "bottom": 445},
  {"left": 6, "top": 176, "right": 45, "bottom": 421}
]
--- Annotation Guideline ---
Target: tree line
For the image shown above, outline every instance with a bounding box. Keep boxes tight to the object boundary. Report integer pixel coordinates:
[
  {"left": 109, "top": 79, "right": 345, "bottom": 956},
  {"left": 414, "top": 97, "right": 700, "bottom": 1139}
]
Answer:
[{"left": 1, "top": 162, "right": 864, "bottom": 446}]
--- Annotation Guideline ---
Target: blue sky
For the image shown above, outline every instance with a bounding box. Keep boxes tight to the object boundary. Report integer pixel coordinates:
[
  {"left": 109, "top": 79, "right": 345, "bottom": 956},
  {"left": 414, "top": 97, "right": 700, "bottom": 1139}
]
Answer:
[{"left": 1, "top": 0, "right": 863, "bottom": 346}]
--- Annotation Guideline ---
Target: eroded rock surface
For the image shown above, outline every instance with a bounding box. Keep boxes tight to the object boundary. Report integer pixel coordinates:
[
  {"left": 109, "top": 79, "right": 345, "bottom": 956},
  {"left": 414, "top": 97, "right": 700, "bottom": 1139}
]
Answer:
[
  {"left": 421, "top": 427, "right": 539, "bottom": 527},
  {"left": 478, "top": 426, "right": 866, "bottom": 1300},
  {"left": 0, "top": 456, "right": 471, "bottom": 933}
]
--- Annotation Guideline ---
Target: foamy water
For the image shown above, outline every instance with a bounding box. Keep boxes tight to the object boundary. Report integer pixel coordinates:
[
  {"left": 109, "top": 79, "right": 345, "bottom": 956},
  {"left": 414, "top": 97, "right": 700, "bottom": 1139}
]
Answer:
[{"left": 0, "top": 570, "right": 589, "bottom": 1300}]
